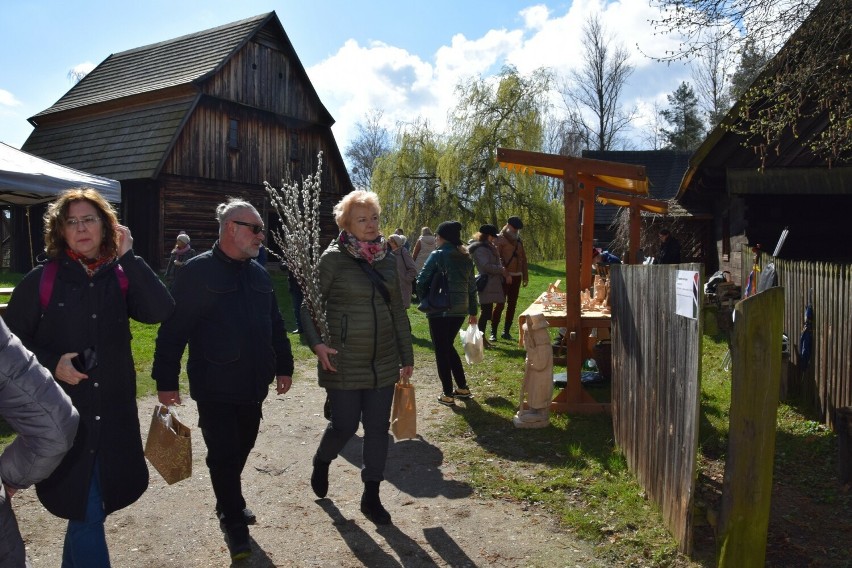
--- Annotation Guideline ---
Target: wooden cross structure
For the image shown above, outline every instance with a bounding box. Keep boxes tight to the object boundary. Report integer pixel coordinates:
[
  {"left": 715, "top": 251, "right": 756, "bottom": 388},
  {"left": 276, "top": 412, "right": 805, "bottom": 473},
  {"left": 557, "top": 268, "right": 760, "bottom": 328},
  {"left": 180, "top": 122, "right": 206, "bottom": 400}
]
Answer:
[{"left": 497, "top": 147, "right": 668, "bottom": 413}]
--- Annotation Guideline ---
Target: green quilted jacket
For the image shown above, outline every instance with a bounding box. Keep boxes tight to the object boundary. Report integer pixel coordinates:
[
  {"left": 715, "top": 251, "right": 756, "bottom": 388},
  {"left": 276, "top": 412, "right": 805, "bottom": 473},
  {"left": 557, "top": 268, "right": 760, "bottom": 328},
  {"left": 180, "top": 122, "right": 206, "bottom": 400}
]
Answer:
[
  {"left": 416, "top": 242, "right": 477, "bottom": 318},
  {"left": 302, "top": 240, "right": 414, "bottom": 390}
]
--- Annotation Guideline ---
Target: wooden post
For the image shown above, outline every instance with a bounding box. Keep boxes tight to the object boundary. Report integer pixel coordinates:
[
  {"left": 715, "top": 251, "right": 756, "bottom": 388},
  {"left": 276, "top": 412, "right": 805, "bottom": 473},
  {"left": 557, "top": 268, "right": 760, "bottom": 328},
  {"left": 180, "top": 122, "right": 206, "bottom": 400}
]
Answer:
[
  {"left": 579, "top": 184, "right": 595, "bottom": 290},
  {"left": 629, "top": 203, "right": 641, "bottom": 264},
  {"left": 718, "top": 287, "right": 784, "bottom": 567}
]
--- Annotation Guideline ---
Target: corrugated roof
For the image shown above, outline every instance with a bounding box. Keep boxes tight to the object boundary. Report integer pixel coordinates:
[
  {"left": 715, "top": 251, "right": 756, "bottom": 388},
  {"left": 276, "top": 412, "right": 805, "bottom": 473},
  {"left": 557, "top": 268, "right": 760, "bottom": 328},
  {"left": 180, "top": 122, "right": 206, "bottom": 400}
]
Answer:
[
  {"left": 32, "top": 13, "right": 272, "bottom": 118},
  {"left": 23, "top": 97, "right": 195, "bottom": 180}
]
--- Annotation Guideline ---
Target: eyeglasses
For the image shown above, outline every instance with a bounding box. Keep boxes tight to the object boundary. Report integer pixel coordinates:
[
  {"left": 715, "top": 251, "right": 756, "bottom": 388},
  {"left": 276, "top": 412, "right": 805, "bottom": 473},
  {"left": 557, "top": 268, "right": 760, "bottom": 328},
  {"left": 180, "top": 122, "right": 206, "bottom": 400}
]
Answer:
[
  {"left": 232, "top": 220, "right": 266, "bottom": 234},
  {"left": 65, "top": 216, "right": 101, "bottom": 229}
]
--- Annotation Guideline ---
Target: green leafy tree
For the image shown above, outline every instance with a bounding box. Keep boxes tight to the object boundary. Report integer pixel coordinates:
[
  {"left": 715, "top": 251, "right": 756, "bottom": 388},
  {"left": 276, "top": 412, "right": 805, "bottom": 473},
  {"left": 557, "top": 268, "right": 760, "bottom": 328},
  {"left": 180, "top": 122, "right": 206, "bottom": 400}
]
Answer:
[
  {"left": 371, "top": 118, "right": 447, "bottom": 237},
  {"left": 660, "top": 82, "right": 705, "bottom": 150}
]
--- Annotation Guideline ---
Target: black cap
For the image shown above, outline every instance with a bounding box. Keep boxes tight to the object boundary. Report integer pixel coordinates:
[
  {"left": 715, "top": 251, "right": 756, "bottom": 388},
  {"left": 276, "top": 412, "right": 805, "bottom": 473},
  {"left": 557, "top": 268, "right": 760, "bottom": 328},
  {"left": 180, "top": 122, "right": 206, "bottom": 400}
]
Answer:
[
  {"left": 479, "top": 224, "right": 498, "bottom": 237},
  {"left": 507, "top": 216, "right": 523, "bottom": 229},
  {"left": 436, "top": 221, "right": 463, "bottom": 245}
]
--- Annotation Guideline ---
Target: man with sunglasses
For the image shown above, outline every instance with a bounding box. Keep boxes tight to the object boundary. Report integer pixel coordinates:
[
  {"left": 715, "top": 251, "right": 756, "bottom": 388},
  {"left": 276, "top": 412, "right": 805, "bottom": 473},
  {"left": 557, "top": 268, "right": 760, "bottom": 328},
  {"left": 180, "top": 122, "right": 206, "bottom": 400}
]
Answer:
[{"left": 152, "top": 198, "right": 294, "bottom": 562}]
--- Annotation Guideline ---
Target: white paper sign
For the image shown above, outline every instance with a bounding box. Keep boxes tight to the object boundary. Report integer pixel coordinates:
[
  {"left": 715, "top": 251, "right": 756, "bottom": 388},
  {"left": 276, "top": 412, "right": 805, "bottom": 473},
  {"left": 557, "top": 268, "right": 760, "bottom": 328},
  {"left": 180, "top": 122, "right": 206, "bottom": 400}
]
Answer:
[{"left": 675, "top": 270, "right": 700, "bottom": 319}]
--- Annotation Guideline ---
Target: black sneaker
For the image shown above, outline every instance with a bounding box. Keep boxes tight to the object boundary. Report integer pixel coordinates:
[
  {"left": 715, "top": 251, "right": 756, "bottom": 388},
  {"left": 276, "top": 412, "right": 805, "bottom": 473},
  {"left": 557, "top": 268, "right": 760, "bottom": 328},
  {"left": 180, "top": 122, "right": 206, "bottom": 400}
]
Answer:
[
  {"left": 488, "top": 332, "right": 497, "bottom": 342},
  {"left": 225, "top": 524, "right": 251, "bottom": 561},
  {"left": 501, "top": 331, "right": 512, "bottom": 340}
]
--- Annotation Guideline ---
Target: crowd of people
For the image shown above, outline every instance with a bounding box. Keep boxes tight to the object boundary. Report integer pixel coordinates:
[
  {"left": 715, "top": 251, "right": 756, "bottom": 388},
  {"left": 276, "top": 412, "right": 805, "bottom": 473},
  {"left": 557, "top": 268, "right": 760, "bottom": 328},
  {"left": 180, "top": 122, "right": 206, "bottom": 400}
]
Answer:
[{"left": 0, "top": 183, "right": 684, "bottom": 564}]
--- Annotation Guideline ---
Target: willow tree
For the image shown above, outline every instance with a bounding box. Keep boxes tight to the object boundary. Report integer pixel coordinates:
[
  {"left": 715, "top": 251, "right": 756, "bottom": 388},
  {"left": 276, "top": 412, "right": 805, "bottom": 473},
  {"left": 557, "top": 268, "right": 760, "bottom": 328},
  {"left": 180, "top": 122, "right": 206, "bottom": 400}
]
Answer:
[
  {"left": 437, "top": 66, "right": 564, "bottom": 259},
  {"left": 371, "top": 118, "right": 448, "bottom": 239}
]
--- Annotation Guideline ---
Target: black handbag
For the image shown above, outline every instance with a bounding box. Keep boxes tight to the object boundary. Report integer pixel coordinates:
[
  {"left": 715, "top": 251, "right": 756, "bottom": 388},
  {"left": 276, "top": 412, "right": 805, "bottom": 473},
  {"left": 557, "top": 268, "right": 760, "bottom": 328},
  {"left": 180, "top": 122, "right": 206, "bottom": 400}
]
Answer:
[
  {"left": 418, "top": 266, "right": 450, "bottom": 313},
  {"left": 475, "top": 273, "right": 488, "bottom": 292}
]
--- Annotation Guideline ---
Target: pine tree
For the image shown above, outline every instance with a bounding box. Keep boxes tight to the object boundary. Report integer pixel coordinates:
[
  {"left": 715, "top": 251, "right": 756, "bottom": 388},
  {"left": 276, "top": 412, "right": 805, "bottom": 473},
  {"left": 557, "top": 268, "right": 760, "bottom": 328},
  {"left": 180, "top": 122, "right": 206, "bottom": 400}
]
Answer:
[{"left": 659, "top": 82, "right": 705, "bottom": 151}]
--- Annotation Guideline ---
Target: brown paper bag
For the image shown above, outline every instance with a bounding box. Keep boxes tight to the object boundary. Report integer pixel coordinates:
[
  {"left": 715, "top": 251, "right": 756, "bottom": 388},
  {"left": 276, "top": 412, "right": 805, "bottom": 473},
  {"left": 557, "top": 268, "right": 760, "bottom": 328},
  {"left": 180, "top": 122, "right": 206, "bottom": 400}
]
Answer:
[
  {"left": 144, "top": 404, "right": 192, "bottom": 484},
  {"left": 390, "top": 378, "right": 417, "bottom": 440}
]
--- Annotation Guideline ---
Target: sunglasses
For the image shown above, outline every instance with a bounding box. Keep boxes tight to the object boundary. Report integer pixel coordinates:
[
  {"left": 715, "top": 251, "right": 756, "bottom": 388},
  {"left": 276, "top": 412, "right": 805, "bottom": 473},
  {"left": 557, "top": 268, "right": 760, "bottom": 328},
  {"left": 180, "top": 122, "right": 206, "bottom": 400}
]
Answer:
[{"left": 232, "top": 220, "right": 266, "bottom": 234}]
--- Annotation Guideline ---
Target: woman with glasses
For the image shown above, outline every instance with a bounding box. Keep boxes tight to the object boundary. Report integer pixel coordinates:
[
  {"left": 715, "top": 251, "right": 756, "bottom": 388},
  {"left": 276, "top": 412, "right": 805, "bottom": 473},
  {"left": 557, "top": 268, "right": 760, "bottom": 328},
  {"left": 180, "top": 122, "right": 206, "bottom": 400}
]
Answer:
[
  {"left": 305, "top": 190, "right": 414, "bottom": 525},
  {"left": 4, "top": 187, "right": 174, "bottom": 567}
]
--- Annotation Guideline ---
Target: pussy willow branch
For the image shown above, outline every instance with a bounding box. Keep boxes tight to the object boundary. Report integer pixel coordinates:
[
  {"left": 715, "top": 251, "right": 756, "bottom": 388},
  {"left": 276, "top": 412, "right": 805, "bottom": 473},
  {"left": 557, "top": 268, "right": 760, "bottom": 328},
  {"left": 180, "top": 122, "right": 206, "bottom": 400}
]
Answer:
[{"left": 264, "top": 152, "right": 329, "bottom": 343}]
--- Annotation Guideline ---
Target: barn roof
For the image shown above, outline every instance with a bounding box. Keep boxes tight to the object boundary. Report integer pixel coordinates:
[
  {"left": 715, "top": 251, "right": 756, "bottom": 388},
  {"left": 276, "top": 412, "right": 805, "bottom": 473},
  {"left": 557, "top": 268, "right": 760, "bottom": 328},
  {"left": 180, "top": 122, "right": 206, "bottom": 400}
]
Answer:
[{"left": 23, "top": 12, "right": 336, "bottom": 180}]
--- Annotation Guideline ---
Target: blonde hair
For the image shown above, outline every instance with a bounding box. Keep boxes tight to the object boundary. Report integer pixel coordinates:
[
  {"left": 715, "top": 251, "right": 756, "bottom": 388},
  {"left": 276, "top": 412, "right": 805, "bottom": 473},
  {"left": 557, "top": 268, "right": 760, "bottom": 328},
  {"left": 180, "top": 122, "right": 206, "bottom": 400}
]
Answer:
[
  {"left": 44, "top": 187, "right": 120, "bottom": 259},
  {"left": 420, "top": 226, "right": 433, "bottom": 236},
  {"left": 333, "top": 190, "right": 382, "bottom": 231}
]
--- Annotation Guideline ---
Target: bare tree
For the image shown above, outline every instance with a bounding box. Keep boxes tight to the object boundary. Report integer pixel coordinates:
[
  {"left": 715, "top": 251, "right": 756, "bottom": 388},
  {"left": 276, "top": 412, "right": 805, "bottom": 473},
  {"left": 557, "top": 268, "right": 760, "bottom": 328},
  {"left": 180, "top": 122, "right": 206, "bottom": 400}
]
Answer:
[
  {"left": 650, "top": 0, "right": 851, "bottom": 164},
  {"left": 690, "top": 30, "right": 734, "bottom": 128},
  {"left": 344, "top": 109, "right": 392, "bottom": 190},
  {"left": 560, "top": 13, "right": 638, "bottom": 151},
  {"left": 640, "top": 101, "right": 667, "bottom": 150},
  {"left": 67, "top": 69, "right": 88, "bottom": 84}
]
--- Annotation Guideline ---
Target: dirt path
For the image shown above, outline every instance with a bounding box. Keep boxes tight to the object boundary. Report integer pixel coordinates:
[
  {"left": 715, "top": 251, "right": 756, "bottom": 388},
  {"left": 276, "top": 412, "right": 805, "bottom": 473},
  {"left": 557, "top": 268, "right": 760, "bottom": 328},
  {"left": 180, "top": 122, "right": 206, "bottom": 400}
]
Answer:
[{"left": 15, "top": 364, "right": 602, "bottom": 567}]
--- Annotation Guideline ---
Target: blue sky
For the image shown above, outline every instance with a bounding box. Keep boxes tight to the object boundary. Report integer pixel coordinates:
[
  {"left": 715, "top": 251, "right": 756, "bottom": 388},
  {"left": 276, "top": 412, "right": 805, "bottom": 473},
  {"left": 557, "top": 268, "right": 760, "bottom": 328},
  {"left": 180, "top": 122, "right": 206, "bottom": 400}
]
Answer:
[{"left": 1, "top": 0, "right": 693, "bottom": 155}]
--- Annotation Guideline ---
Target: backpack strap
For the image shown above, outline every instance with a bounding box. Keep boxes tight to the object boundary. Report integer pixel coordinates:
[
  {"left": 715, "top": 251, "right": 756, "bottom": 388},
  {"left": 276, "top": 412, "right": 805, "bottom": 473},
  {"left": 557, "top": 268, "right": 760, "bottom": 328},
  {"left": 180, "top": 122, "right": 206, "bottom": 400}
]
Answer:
[
  {"left": 39, "top": 260, "right": 59, "bottom": 310},
  {"left": 40, "top": 260, "right": 128, "bottom": 310}
]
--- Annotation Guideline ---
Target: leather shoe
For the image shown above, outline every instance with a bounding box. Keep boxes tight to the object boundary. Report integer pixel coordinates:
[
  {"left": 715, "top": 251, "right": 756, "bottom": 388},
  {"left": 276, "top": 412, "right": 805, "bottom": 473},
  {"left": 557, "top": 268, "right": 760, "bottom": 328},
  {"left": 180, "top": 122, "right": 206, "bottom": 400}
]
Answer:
[{"left": 225, "top": 524, "right": 252, "bottom": 561}]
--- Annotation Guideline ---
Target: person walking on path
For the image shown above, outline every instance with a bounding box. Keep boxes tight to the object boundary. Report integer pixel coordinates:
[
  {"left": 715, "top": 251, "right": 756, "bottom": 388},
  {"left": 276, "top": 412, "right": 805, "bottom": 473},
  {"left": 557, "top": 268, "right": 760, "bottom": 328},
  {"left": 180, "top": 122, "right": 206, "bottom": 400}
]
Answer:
[
  {"left": 411, "top": 227, "right": 437, "bottom": 300},
  {"left": 468, "top": 224, "right": 507, "bottom": 349},
  {"left": 152, "top": 198, "right": 294, "bottom": 561},
  {"left": 417, "top": 220, "right": 478, "bottom": 407},
  {"left": 492, "top": 216, "right": 528, "bottom": 341},
  {"left": 0, "top": 317, "right": 79, "bottom": 567},
  {"left": 4, "top": 187, "right": 175, "bottom": 568},
  {"left": 163, "top": 231, "right": 197, "bottom": 289},
  {"left": 304, "top": 190, "right": 414, "bottom": 526},
  {"left": 655, "top": 228, "right": 682, "bottom": 264},
  {"left": 388, "top": 233, "right": 417, "bottom": 309}
]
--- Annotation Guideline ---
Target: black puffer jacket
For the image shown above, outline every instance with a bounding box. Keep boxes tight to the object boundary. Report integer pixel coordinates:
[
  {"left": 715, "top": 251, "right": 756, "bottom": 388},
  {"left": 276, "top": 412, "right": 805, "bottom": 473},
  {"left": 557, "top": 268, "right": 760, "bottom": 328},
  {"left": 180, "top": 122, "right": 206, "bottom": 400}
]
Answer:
[
  {"left": 152, "top": 244, "right": 293, "bottom": 404},
  {"left": 302, "top": 240, "right": 413, "bottom": 390},
  {"left": 4, "top": 250, "right": 174, "bottom": 520}
]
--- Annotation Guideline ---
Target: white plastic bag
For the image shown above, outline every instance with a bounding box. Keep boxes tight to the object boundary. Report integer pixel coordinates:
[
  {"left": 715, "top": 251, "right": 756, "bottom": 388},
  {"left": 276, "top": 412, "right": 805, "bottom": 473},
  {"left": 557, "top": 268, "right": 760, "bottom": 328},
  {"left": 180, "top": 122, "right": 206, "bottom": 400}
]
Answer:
[{"left": 459, "top": 324, "right": 484, "bottom": 364}]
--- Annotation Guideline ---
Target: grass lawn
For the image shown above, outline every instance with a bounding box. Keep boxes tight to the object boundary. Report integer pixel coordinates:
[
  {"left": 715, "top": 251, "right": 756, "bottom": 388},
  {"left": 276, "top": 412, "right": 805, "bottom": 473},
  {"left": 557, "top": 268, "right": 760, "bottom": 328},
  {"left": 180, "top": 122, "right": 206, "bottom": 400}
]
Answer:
[{"left": 2, "top": 261, "right": 847, "bottom": 566}]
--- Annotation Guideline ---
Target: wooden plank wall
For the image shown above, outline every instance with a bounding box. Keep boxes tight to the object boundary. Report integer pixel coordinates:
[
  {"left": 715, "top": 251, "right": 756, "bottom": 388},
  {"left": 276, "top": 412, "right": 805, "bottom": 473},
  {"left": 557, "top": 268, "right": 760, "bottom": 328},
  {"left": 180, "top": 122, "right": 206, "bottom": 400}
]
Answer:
[
  {"left": 717, "top": 287, "right": 784, "bottom": 567},
  {"left": 757, "top": 251, "right": 852, "bottom": 429},
  {"left": 610, "top": 263, "right": 703, "bottom": 554}
]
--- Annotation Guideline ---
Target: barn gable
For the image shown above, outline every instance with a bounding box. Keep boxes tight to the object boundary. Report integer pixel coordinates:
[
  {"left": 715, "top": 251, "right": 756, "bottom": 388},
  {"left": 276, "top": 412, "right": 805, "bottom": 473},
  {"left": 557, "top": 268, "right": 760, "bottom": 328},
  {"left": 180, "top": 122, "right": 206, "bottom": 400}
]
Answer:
[{"left": 18, "top": 12, "right": 351, "bottom": 271}]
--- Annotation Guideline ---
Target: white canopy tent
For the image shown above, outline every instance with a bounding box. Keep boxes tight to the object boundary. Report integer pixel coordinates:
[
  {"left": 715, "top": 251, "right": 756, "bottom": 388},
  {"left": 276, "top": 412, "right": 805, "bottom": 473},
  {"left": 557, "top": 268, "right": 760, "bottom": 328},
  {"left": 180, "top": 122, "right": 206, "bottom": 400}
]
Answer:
[{"left": 0, "top": 142, "right": 121, "bottom": 204}]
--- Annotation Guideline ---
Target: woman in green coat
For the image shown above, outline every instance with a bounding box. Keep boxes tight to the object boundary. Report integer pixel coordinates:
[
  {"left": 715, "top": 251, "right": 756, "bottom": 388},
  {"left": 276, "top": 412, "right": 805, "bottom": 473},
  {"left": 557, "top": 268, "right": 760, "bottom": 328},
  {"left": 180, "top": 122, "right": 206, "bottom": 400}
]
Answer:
[
  {"left": 303, "top": 190, "right": 414, "bottom": 525},
  {"left": 416, "top": 221, "right": 478, "bottom": 407}
]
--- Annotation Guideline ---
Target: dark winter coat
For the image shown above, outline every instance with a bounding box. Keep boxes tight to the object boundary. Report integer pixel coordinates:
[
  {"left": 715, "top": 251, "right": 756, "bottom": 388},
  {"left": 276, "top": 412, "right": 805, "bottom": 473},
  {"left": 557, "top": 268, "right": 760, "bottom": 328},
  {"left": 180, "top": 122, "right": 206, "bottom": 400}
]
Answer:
[
  {"left": 4, "top": 250, "right": 174, "bottom": 520},
  {"left": 416, "top": 243, "right": 477, "bottom": 319},
  {"left": 302, "top": 240, "right": 414, "bottom": 390},
  {"left": 152, "top": 244, "right": 294, "bottom": 404},
  {"left": 469, "top": 241, "right": 505, "bottom": 305},
  {"left": 657, "top": 236, "right": 682, "bottom": 264}
]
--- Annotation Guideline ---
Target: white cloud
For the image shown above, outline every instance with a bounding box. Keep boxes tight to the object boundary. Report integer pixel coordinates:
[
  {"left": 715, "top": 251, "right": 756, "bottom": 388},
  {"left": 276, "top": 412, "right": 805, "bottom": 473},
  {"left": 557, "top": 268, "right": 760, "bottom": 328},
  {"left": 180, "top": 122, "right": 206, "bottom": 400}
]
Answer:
[
  {"left": 309, "top": 0, "right": 696, "bottom": 156},
  {"left": 0, "top": 89, "right": 22, "bottom": 108}
]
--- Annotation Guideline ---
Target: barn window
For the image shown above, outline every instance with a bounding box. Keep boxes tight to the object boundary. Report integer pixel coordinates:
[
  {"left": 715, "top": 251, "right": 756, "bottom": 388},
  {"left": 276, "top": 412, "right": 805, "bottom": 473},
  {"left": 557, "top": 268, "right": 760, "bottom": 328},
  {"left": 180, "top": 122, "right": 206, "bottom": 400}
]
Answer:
[{"left": 228, "top": 119, "right": 239, "bottom": 150}]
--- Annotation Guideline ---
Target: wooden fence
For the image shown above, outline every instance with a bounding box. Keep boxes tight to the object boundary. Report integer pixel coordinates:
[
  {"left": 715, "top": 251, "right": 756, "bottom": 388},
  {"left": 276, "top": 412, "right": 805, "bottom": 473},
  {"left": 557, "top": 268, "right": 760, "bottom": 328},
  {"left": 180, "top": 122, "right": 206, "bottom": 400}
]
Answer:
[
  {"left": 743, "top": 250, "right": 852, "bottom": 428},
  {"left": 609, "top": 263, "right": 703, "bottom": 555}
]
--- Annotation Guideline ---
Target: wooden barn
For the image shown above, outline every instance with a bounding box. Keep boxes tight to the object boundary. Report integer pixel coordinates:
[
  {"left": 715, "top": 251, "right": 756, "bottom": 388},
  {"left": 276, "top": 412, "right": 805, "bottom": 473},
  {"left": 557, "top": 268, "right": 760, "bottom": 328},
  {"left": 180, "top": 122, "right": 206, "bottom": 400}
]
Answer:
[
  {"left": 15, "top": 11, "right": 352, "bottom": 272},
  {"left": 677, "top": 1, "right": 852, "bottom": 284}
]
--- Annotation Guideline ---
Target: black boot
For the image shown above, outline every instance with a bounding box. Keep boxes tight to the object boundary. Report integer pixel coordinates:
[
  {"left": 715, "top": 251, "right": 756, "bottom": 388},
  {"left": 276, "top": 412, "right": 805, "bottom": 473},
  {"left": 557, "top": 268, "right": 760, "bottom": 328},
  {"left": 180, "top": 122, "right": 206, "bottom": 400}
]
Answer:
[
  {"left": 360, "top": 481, "right": 391, "bottom": 524},
  {"left": 311, "top": 456, "right": 330, "bottom": 498}
]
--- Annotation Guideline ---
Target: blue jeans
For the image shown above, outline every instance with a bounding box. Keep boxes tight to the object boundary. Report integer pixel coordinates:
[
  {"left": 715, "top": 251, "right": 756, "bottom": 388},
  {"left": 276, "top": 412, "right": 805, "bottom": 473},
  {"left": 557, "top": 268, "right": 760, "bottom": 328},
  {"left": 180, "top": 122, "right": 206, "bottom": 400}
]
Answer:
[
  {"left": 62, "top": 465, "right": 109, "bottom": 568},
  {"left": 316, "top": 386, "right": 395, "bottom": 482}
]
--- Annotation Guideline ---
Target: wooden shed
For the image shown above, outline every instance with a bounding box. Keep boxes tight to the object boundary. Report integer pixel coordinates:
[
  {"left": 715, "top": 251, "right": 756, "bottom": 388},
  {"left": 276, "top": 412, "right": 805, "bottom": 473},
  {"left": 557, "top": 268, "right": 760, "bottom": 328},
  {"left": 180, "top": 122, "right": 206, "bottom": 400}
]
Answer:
[
  {"left": 677, "top": 0, "right": 852, "bottom": 284},
  {"left": 16, "top": 11, "right": 352, "bottom": 272}
]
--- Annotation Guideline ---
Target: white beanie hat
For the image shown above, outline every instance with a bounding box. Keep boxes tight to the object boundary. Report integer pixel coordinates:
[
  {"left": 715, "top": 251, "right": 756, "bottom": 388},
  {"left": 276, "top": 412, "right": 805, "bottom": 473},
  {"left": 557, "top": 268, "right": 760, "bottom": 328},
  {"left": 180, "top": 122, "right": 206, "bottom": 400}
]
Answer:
[{"left": 176, "top": 232, "right": 190, "bottom": 245}]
